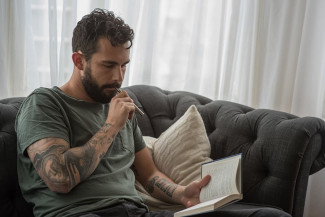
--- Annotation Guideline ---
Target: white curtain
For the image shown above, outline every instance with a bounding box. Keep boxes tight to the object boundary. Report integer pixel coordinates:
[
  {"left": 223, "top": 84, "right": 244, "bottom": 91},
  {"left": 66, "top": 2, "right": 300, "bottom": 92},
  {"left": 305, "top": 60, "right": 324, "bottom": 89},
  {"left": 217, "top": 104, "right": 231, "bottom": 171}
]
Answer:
[
  {"left": 0, "top": 0, "right": 27, "bottom": 98},
  {"left": 1, "top": 0, "right": 325, "bottom": 216}
]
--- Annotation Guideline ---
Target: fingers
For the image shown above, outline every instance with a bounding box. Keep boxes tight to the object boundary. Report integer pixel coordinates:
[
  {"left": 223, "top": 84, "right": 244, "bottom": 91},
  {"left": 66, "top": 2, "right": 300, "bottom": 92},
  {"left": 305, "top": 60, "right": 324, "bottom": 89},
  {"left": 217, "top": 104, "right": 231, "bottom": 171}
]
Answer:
[
  {"left": 115, "top": 90, "right": 132, "bottom": 101},
  {"left": 115, "top": 90, "right": 135, "bottom": 120},
  {"left": 113, "top": 90, "right": 135, "bottom": 112},
  {"left": 106, "top": 90, "right": 135, "bottom": 129},
  {"left": 181, "top": 175, "right": 211, "bottom": 208}
]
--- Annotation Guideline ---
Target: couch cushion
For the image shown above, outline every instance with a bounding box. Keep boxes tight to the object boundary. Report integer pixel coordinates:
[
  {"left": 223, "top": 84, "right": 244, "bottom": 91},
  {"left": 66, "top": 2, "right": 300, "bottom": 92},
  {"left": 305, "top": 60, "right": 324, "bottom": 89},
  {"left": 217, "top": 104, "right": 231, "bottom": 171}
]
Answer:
[
  {"left": 135, "top": 105, "right": 212, "bottom": 211},
  {"left": 151, "top": 105, "right": 212, "bottom": 184}
]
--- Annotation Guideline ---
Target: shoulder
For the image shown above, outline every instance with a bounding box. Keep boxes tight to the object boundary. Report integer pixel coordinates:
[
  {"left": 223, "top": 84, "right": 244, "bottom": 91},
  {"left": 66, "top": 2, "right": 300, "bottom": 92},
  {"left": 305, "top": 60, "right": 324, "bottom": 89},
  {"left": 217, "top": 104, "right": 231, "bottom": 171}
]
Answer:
[
  {"left": 16, "top": 87, "right": 63, "bottom": 120},
  {"left": 28, "top": 87, "right": 60, "bottom": 100},
  {"left": 20, "top": 87, "right": 62, "bottom": 108}
]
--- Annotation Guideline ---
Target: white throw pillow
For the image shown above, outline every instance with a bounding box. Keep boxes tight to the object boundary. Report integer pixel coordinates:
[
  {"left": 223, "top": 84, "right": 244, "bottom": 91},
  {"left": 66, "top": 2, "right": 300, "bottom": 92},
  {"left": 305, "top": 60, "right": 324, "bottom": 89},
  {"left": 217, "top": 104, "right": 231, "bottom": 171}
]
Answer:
[{"left": 135, "top": 105, "right": 212, "bottom": 211}]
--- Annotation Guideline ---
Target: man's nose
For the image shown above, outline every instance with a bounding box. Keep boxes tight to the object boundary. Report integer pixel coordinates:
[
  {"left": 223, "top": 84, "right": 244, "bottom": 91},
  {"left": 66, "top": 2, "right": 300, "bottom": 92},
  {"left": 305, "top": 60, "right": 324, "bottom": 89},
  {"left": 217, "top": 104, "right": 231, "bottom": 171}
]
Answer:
[{"left": 112, "top": 66, "right": 124, "bottom": 81}]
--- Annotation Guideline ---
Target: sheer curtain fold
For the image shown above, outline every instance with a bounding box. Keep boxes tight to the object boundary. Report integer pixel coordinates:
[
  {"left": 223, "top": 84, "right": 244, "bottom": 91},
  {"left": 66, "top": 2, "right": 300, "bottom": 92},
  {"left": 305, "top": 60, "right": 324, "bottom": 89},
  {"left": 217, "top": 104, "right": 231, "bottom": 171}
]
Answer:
[
  {"left": 2, "top": 0, "right": 324, "bottom": 116},
  {"left": 0, "top": 0, "right": 27, "bottom": 98},
  {"left": 291, "top": 0, "right": 325, "bottom": 118},
  {"left": 0, "top": 0, "right": 11, "bottom": 98},
  {"left": 128, "top": 0, "right": 160, "bottom": 86},
  {"left": 58, "top": 0, "right": 77, "bottom": 85},
  {"left": 48, "top": 0, "right": 59, "bottom": 86}
]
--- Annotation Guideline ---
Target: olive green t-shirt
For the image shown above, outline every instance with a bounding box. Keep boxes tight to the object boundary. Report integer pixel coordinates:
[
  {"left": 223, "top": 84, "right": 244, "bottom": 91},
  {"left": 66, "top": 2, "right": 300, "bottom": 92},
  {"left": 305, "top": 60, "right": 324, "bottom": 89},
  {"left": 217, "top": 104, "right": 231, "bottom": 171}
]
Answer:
[{"left": 15, "top": 86, "right": 147, "bottom": 217}]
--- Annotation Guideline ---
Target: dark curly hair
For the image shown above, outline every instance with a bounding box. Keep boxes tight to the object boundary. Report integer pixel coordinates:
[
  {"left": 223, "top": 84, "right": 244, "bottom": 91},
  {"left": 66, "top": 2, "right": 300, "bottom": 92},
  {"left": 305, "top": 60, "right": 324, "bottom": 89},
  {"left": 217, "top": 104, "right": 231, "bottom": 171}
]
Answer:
[{"left": 72, "top": 8, "right": 134, "bottom": 61}]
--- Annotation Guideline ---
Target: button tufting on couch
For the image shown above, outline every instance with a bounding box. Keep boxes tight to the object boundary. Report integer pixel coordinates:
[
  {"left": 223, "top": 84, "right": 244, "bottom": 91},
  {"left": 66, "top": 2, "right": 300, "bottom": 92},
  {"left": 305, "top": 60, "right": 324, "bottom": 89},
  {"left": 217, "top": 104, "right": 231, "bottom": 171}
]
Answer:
[{"left": 1, "top": 85, "right": 324, "bottom": 217}]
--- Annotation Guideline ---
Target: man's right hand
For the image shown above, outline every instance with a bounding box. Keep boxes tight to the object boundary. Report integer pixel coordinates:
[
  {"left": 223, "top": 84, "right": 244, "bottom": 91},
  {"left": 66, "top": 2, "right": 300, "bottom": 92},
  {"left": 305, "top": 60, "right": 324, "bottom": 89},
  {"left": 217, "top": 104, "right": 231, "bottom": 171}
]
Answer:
[{"left": 106, "top": 90, "right": 135, "bottom": 130}]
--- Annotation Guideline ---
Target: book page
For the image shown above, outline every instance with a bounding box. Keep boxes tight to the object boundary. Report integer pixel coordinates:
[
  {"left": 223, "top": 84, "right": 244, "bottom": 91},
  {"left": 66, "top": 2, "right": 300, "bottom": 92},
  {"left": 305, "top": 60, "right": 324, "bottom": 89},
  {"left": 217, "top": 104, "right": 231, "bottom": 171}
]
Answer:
[{"left": 200, "top": 155, "right": 241, "bottom": 202}]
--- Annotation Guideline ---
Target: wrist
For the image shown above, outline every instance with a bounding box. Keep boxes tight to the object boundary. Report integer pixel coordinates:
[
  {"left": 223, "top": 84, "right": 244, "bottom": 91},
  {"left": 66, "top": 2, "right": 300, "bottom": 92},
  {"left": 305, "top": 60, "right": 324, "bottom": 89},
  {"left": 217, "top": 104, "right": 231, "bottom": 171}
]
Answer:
[
  {"left": 102, "top": 122, "right": 119, "bottom": 134},
  {"left": 105, "top": 116, "right": 125, "bottom": 131},
  {"left": 174, "top": 185, "right": 187, "bottom": 206}
]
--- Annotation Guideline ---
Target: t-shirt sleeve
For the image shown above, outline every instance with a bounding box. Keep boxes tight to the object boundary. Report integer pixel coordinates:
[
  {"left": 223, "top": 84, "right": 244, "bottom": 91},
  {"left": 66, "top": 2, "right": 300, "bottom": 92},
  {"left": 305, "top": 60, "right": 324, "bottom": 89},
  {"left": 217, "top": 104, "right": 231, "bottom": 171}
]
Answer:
[
  {"left": 15, "top": 92, "right": 69, "bottom": 155},
  {"left": 131, "top": 116, "right": 146, "bottom": 153}
]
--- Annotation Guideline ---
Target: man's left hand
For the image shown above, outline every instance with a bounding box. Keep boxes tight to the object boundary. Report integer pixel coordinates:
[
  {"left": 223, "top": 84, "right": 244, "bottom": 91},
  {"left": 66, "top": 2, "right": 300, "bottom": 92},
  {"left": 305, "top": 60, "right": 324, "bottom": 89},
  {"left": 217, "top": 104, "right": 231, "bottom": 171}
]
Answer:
[{"left": 180, "top": 175, "right": 211, "bottom": 208}]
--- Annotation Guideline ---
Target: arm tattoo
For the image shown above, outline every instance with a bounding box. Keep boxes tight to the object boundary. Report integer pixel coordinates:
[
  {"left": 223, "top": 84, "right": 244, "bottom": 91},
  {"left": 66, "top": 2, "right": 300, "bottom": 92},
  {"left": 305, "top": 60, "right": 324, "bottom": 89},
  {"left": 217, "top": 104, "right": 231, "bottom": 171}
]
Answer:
[
  {"left": 31, "top": 123, "right": 117, "bottom": 192},
  {"left": 155, "top": 178, "right": 178, "bottom": 197},
  {"left": 98, "top": 123, "right": 114, "bottom": 133},
  {"left": 147, "top": 176, "right": 159, "bottom": 193},
  {"left": 75, "top": 123, "right": 116, "bottom": 181},
  {"left": 146, "top": 176, "right": 178, "bottom": 198},
  {"left": 33, "top": 144, "right": 70, "bottom": 186}
]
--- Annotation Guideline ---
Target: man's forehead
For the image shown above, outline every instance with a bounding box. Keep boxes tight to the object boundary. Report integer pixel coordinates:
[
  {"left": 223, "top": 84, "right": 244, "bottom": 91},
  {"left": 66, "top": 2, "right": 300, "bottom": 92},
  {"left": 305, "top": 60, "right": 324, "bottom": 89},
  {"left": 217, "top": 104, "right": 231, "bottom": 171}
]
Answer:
[
  {"left": 96, "top": 37, "right": 131, "bottom": 50},
  {"left": 91, "top": 38, "right": 130, "bottom": 64}
]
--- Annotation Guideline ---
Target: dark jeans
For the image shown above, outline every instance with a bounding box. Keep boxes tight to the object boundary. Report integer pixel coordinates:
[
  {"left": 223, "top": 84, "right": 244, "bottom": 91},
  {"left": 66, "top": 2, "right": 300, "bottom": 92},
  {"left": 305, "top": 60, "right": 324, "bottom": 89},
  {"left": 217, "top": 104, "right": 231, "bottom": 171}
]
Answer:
[
  {"left": 76, "top": 202, "right": 291, "bottom": 217},
  {"left": 77, "top": 202, "right": 173, "bottom": 217},
  {"left": 193, "top": 203, "right": 292, "bottom": 217}
]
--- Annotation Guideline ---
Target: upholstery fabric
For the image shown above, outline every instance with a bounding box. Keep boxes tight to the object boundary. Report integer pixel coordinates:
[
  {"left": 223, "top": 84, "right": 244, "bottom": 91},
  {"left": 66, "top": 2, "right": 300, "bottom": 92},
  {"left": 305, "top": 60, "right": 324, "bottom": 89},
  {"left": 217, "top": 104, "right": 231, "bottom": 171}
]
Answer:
[
  {"left": 0, "top": 85, "right": 325, "bottom": 217},
  {"left": 0, "top": 97, "right": 33, "bottom": 217},
  {"left": 124, "top": 85, "right": 325, "bottom": 217}
]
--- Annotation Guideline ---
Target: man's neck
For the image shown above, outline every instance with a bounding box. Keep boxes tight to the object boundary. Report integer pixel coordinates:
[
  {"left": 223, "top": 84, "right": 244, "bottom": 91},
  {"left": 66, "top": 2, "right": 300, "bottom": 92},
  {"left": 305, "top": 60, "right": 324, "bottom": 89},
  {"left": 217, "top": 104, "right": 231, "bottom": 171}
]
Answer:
[{"left": 60, "top": 73, "right": 95, "bottom": 103}]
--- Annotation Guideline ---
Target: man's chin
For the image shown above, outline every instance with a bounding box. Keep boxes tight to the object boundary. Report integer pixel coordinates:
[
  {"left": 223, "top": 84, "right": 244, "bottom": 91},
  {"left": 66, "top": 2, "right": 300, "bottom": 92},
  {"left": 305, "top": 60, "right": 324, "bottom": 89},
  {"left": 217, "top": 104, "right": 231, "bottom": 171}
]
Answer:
[
  {"left": 96, "top": 93, "right": 114, "bottom": 104},
  {"left": 86, "top": 88, "right": 117, "bottom": 103}
]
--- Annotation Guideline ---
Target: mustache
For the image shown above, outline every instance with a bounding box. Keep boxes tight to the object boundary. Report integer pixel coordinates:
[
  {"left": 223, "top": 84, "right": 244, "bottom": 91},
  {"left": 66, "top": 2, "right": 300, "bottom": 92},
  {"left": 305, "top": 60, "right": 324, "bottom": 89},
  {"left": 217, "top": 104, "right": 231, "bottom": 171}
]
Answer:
[{"left": 100, "top": 83, "right": 121, "bottom": 90}]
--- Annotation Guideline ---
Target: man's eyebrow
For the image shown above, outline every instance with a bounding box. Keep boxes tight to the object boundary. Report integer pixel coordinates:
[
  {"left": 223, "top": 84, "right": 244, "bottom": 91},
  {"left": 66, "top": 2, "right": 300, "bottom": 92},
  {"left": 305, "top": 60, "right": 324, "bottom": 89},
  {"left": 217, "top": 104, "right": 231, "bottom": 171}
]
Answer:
[{"left": 101, "top": 60, "right": 130, "bottom": 65}]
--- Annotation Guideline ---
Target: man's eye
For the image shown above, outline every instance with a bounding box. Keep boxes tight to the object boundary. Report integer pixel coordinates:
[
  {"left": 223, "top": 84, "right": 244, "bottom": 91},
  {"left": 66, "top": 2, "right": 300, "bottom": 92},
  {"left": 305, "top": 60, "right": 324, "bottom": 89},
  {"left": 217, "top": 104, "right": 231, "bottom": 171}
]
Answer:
[{"left": 105, "top": 65, "right": 114, "bottom": 69}]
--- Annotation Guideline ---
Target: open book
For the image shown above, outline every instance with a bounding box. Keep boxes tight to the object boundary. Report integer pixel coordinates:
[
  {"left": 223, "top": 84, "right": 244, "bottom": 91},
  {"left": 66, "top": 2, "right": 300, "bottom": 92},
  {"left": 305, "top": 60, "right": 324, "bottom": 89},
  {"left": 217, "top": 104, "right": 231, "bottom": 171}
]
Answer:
[{"left": 174, "top": 154, "right": 242, "bottom": 217}]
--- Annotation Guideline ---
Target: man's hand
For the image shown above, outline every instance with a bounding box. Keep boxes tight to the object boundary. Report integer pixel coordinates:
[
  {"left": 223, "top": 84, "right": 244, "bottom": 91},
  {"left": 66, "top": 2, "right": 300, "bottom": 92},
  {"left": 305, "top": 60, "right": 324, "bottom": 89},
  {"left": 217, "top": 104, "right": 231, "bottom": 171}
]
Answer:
[
  {"left": 133, "top": 148, "right": 212, "bottom": 207},
  {"left": 106, "top": 90, "right": 135, "bottom": 130},
  {"left": 180, "top": 175, "right": 211, "bottom": 208}
]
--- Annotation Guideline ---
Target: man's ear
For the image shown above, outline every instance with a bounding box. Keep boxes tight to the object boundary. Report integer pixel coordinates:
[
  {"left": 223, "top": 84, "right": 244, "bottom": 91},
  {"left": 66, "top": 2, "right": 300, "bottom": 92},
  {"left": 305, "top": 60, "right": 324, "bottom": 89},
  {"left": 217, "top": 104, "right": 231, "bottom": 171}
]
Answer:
[{"left": 72, "top": 52, "right": 84, "bottom": 70}]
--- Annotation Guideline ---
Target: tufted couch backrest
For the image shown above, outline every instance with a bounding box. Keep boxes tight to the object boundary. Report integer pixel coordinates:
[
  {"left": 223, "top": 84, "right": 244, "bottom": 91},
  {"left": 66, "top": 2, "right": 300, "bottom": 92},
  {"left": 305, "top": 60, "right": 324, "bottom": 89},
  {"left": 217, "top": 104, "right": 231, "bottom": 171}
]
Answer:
[{"left": 1, "top": 85, "right": 325, "bottom": 217}]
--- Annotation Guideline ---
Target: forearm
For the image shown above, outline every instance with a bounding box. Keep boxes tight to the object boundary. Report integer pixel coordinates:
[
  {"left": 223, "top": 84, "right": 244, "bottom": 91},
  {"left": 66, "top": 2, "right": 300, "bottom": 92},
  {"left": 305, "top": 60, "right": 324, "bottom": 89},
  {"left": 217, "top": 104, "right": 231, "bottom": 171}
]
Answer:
[
  {"left": 63, "top": 122, "right": 118, "bottom": 188},
  {"left": 133, "top": 148, "right": 210, "bottom": 208},
  {"left": 28, "top": 122, "right": 118, "bottom": 193},
  {"left": 144, "top": 172, "right": 185, "bottom": 205}
]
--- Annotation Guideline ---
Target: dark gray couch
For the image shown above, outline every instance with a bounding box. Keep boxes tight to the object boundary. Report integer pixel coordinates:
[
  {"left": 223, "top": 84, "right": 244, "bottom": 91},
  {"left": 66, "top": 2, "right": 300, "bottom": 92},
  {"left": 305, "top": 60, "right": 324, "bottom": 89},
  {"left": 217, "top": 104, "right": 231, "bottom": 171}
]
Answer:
[{"left": 1, "top": 85, "right": 325, "bottom": 217}]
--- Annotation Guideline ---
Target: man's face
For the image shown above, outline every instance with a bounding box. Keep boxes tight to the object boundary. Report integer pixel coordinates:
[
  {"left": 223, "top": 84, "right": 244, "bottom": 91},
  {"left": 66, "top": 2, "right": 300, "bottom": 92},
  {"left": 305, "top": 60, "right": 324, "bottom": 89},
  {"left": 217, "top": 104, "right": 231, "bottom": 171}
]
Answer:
[
  {"left": 80, "top": 38, "right": 131, "bottom": 104},
  {"left": 81, "top": 64, "right": 119, "bottom": 103}
]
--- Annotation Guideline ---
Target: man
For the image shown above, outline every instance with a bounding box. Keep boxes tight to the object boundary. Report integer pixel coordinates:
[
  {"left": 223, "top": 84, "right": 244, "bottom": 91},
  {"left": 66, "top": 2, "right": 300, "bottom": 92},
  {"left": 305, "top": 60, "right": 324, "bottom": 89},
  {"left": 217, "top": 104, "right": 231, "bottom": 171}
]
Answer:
[
  {"left": 16, "top": 8, "right": 291, "bottom": 217},
  {"left": 16, "top": 8, "right": 210, "bottom": 217}
]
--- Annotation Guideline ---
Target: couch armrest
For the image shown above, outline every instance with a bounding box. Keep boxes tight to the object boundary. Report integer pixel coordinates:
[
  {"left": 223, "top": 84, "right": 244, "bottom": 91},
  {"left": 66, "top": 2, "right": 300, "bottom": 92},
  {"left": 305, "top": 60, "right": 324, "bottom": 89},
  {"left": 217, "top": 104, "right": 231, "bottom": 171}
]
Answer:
[{"left": 200, "top": 100, "right": 325, "bottom": 217}]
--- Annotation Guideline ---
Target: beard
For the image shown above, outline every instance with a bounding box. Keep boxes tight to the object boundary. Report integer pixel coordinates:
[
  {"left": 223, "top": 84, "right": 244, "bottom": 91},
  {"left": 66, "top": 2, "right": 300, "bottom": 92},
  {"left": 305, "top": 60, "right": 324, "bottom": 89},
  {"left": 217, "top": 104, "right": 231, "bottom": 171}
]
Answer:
[{"left": 81, "top": 65, "right": 120, "bottom": 104}]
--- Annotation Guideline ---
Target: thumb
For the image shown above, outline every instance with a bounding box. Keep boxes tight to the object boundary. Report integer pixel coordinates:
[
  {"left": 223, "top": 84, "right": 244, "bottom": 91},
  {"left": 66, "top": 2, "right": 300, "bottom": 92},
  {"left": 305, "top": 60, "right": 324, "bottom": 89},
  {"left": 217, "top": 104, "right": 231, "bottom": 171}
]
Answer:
[{"left": 199, "top": 175, "right": 211, "bottom": 189}]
